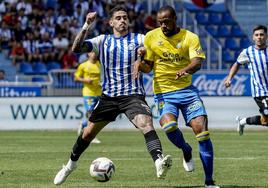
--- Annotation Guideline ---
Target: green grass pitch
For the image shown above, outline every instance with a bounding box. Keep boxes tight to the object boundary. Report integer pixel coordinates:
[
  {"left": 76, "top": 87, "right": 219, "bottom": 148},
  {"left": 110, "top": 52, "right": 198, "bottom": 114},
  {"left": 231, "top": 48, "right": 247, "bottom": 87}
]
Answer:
[{"left": 0, "top": 129, "right": 268, "bottom": 188}]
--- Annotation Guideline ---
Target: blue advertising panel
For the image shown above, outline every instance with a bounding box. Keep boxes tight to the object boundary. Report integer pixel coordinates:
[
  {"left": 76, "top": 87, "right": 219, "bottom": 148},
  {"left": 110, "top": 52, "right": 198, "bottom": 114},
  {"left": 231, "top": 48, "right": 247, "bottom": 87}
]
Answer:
[
  {"left": 143, "top": 72, "right": 251, "bottom": 96},
  {"left": 192, "top": 73, "right": 251, "bottom": 96},
  {"left": 0, "top": 86, "right": 42, "bottom": 97}
]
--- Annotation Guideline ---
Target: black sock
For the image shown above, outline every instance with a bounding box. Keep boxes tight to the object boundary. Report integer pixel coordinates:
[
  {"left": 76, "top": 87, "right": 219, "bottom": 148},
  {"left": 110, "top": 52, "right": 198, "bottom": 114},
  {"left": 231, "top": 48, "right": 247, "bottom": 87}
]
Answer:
[
  {"left": 144, "top": 130, "right": 163, "bottom": 162},
  {"left": 70, "top": 135, "right": 90, "bottom": 161},
  {"left": 246, "top": 115, "right": 261, "bottom": 125}
]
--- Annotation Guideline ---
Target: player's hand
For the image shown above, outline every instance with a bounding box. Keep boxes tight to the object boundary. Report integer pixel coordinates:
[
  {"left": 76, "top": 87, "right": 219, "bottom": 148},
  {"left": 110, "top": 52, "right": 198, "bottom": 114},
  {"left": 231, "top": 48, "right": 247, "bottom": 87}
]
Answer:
[
  {"left": 132, "top": 60, "right": 141, "bottom": 80},
  {"left": 82, "top": 12, "right": 97, "bottom": 30},
  {"left": 175, "top": 70, "right": 189, "bottom": 79},
  {"left": 85, "top": 12, "right": 97, "bottom": 25},
  {"left": 224, "top": 78, "right": 231, "bottom": 88},
  {"left": 84, "top": 78, "right": 93, "bottom": 84},
  {"left": 137, "top": 47, "right": 146, "bottom": 57}
]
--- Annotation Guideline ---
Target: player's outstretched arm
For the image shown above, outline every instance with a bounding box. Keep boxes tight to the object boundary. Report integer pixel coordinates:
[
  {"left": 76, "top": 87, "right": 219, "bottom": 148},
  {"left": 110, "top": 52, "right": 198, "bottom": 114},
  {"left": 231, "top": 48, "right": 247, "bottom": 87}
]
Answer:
[
  {"left": 132, "top": 47, "right": 154, "bottom": 79},
  {"left": 175, "top": 57, "right": 202, "bottom": 79},
  {"left": 72, "top": 12, "right": 97, "bottom": 53},
  {"left": 224, "top": 62, "right": 240, "bottom": 88}
]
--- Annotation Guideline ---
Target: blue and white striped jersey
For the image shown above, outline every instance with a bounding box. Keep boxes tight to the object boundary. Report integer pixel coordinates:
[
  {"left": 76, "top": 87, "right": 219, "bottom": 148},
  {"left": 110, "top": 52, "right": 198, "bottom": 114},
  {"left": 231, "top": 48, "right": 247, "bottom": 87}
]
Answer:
[
  {"left": 237, "top": 45, "right": 268, "bottom": 97},
  {"left": 85, "top": 33, "right": 145, "bottom": 97}
]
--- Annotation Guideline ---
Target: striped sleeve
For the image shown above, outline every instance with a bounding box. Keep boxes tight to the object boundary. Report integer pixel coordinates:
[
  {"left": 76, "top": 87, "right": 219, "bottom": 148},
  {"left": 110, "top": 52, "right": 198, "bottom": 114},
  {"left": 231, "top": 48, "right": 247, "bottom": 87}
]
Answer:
[{"left": 236, "top": 49, "right": 250, "bottom": 65}]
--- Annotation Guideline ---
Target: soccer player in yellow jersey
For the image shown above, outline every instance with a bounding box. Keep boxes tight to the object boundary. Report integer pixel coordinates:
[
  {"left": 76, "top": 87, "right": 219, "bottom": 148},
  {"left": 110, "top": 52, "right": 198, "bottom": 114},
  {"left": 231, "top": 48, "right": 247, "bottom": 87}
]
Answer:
[
  {"left": 134, "top": 6, "right": 219, "bottom": 188},
  {"left": 74, "top": 51, "right": 101, "bottom": 143}
]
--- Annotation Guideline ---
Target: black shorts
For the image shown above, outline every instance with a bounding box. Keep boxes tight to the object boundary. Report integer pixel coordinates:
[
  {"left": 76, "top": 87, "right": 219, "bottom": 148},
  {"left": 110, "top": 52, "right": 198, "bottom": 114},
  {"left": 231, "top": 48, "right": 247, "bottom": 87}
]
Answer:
[
  {"left": 254, "top": 96, "right": 268, "bottom": 117},
  {"left": 89, "top": 94, "right": 152, "bottom": 122}
]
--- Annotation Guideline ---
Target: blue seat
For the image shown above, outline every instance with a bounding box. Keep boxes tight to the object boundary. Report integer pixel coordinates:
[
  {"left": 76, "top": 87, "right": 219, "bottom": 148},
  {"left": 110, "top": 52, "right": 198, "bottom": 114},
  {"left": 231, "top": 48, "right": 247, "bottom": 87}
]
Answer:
[
  {"left": 195, "top": 12, "right": 208, "bottom": 24},
  {"left": 231, "top": 25, "right": 245, "bottom": 37},
  {"left": 224, "top": 38, "right": 239, "bottom": 50},
  {"left": 32, "top": 62, "right": 48, "bottom": 74},
  {"left": 222, "top": 12, "right": 236, "bottom": 25},
  {"left": 240, "top": 37, "right": 251, "bottom": 48},
  {"left": 32, "top": 76, "right": 46, "bottom": 82},
  {"left": 200, "top": 37, "right": 207, "bottom": 50},
  {"left": 234, "top": 50, "right": 242, "bottom": 59},
  {"left": 206, "top": 25, "right": 217, "bottom": 36},
  {"left": 217, "top": 25, "right": 230, "bottom": 37},
  {"left": 222, "top": 50, "right": 235, "bottom": 62},
  {"left": 19, "top": 62, "right": 34, "bottom": 75},
  {"left": 46, "top": 61, "right": 61, "bottom": 71},
  {"left": 208, "top": 13, "right": 222, "bottom": 24}
]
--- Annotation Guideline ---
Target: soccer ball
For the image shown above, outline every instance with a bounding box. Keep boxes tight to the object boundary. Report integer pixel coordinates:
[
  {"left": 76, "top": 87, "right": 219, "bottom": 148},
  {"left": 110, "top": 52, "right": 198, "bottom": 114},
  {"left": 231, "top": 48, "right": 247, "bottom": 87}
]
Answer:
[{"left": 89, "top": 157, "right": 115, "bottom": 182}]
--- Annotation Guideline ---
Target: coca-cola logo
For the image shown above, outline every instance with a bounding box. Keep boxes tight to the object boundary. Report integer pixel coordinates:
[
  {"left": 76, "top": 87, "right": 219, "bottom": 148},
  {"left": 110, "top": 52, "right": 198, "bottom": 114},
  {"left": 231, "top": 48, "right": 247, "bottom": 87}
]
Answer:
[{"left": 193, "top": 74, "right": 249, "bottom": 96}]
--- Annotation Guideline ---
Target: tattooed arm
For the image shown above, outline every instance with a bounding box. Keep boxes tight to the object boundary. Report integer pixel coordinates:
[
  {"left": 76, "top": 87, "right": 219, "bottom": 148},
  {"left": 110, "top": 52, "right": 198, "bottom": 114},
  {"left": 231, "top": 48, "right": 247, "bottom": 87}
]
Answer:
[{"left": 72, "top": 12, "right": 97, "bottom": 53}]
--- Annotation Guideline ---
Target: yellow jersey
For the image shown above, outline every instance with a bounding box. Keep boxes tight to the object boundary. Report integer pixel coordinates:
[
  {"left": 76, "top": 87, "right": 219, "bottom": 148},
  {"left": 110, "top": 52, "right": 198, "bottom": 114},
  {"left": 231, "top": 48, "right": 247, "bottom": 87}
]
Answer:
[
  {"left": 144, "top": 28, "right": 205, "bottom": 94},
  {"left": 74, "top": 60, "right": 102, "bottom": 96}
]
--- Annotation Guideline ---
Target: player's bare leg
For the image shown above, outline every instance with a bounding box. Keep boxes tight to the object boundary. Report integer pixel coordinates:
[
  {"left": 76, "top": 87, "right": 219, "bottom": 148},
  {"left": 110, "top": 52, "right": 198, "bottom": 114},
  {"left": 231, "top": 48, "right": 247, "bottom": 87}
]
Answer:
[
  {"left": 132, "top": 114, "right": 172, "bottom": 178},
  {"left": 54, "top": 121, "right": 108, "bottom": 185}
]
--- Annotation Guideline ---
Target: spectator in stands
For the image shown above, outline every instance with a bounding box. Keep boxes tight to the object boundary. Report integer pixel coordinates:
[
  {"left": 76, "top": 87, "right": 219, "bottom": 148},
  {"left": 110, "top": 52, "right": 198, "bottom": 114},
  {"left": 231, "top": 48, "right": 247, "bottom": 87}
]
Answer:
[
  {"left": 0, "top": 21, "right": 12, "bottom": 54},
  {"left": 135, "top": 9, "right": 146, "bottom": 33},
  {"left": 17, "top": 8, "right": 28, "bottom": 30},
  {"left": 10, "top": 40, "right": 26, "bottom": 65},
  {"left": 144, "top": 10, "right": 158, "bottom": 32},
  {"left": 28, "top": 5, "right": 44, "bottom": 24},
  {"left": 0, "top": 69, "right": 9, "bottom": 83},
  {"left": 73, "top": 0, "right": 88, "bottom": 18},
  {"left": 69, "top": 18, "right": 81, "bottom": 40},
  {"left": 22, "top": 32, "right": 39, "bottom": 63},
  {"left": 43, "top": 7, "right": 56, "bottom": 26},
  {"left": 16, "top": 0, "right": 32, "bottom": 15},
  {"left": 0, "top": 1, "right": 7, "bottom": 14},
  {"left": 53, "top": 32, "right": 69, "bottom": 61},
  {"left": 128, "top": 9, "right": 138, "bottom": 32},
  {"left": 36, "top": 32, "right": 55, "bottom": 63},
  {"left": 72, "top": 3, "right": 85, "bottom": 27},
  {"left": 2, "top": 9, "right": 18, "bottom": 28},
  {"left": 126, "top": 0, "right": 144, "bottom": 13},
  {"left": 40, "top": 16, "right": 55, "bottom": 38},
  {"left": 56, "top": 8, "right": 71, "bottom": 25},
  {"left": 61, "top": 45, "right": 78, "bottom": 69}
]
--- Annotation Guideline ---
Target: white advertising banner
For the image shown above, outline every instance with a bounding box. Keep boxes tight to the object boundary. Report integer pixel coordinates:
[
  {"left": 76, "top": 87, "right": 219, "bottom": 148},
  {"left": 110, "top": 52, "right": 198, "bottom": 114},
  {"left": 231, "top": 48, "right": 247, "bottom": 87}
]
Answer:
[{"left": 0, "top": 97, "right": 258, "bottom": 130}]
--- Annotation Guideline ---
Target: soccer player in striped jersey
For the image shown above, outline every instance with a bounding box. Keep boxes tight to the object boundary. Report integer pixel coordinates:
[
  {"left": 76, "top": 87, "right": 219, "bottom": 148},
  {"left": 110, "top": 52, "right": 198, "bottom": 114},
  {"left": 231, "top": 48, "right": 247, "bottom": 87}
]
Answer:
[
  {"left": 53, "top": 6, "right": 172, "bottom": 185},
  {"left": 74, "top": 51, "right": 101, "bottom": 144},
  {"left": 133, "top": 6, "right": 219, "bottom": 188},
  {"left": 225, "top": 25, "right": 268, "bottom": 135}
]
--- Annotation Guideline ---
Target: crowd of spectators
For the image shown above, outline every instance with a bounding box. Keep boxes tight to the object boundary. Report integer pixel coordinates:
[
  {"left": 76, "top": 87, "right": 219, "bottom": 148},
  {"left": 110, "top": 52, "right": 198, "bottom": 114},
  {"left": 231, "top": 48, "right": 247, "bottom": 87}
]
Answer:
[{"left": 0, "top": 0, "right": 158, "bottom": 69}]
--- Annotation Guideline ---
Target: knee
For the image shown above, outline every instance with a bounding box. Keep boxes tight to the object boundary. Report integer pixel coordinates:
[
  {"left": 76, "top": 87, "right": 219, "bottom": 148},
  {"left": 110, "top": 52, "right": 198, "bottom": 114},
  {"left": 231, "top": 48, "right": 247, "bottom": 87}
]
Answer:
[
  {"left": 261, "top": 116, "right": 268, "bottom": 126},
  {"left": 196, "top": 131, "right": 210, "bottom": 142},
  {"left": 134, "top": 115, "right": 154, "bottom": 133},
  {"left": 161, "top": 121, "right": 178, "bottom": 133},
  {"left": 190, "top": 116, "right": 208, "bottom": 135}
]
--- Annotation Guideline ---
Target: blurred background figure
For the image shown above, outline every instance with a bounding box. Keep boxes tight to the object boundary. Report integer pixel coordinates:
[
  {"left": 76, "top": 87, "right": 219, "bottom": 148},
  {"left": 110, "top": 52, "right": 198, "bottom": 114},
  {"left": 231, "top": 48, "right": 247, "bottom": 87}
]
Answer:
[
  {"left": 0, "top": 69, "right": 9, "bottom": 83},
  {"left": 74, "top": 51, "right": 102, "bottom": 144}
]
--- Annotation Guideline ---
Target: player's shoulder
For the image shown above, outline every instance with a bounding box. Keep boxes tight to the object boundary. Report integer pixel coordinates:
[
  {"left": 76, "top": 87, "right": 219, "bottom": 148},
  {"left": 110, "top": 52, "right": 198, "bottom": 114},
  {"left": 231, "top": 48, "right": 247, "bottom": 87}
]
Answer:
[
  {"left": 146, "top": 28, "right": 162, "bottom": 37},
  {"left": 128, "top": 32, "right": 145, "bottom": 38},
  {"left": 183, "top": 29, "right": 199, "bottom": 39},
  {"left": 242, "top": 45, "right": 254, "bottom": 54}
]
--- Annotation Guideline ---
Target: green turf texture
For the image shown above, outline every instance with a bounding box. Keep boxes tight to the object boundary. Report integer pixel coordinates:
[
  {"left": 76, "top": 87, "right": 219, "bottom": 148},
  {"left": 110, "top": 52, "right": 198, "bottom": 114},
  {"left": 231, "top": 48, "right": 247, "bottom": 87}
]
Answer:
[{"left": 0, "top": 129, "right": 268, "bottom": 188}]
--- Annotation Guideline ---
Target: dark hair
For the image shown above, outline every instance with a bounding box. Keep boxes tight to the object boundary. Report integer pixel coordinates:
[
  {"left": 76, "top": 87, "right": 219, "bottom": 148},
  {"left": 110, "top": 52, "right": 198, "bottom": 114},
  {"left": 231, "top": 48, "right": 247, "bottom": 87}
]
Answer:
[
  {"left": 253, "top": 25, "right": 267, "bottom": 34},
  {"left": 109, "top": 5, "right": 128, "bottom": 18},
  {"left": 158, "top": 5, "right": 176, "bottom": 18},
  {"left": 0, "top": 69, "right": 5, "bottom": 74}
]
